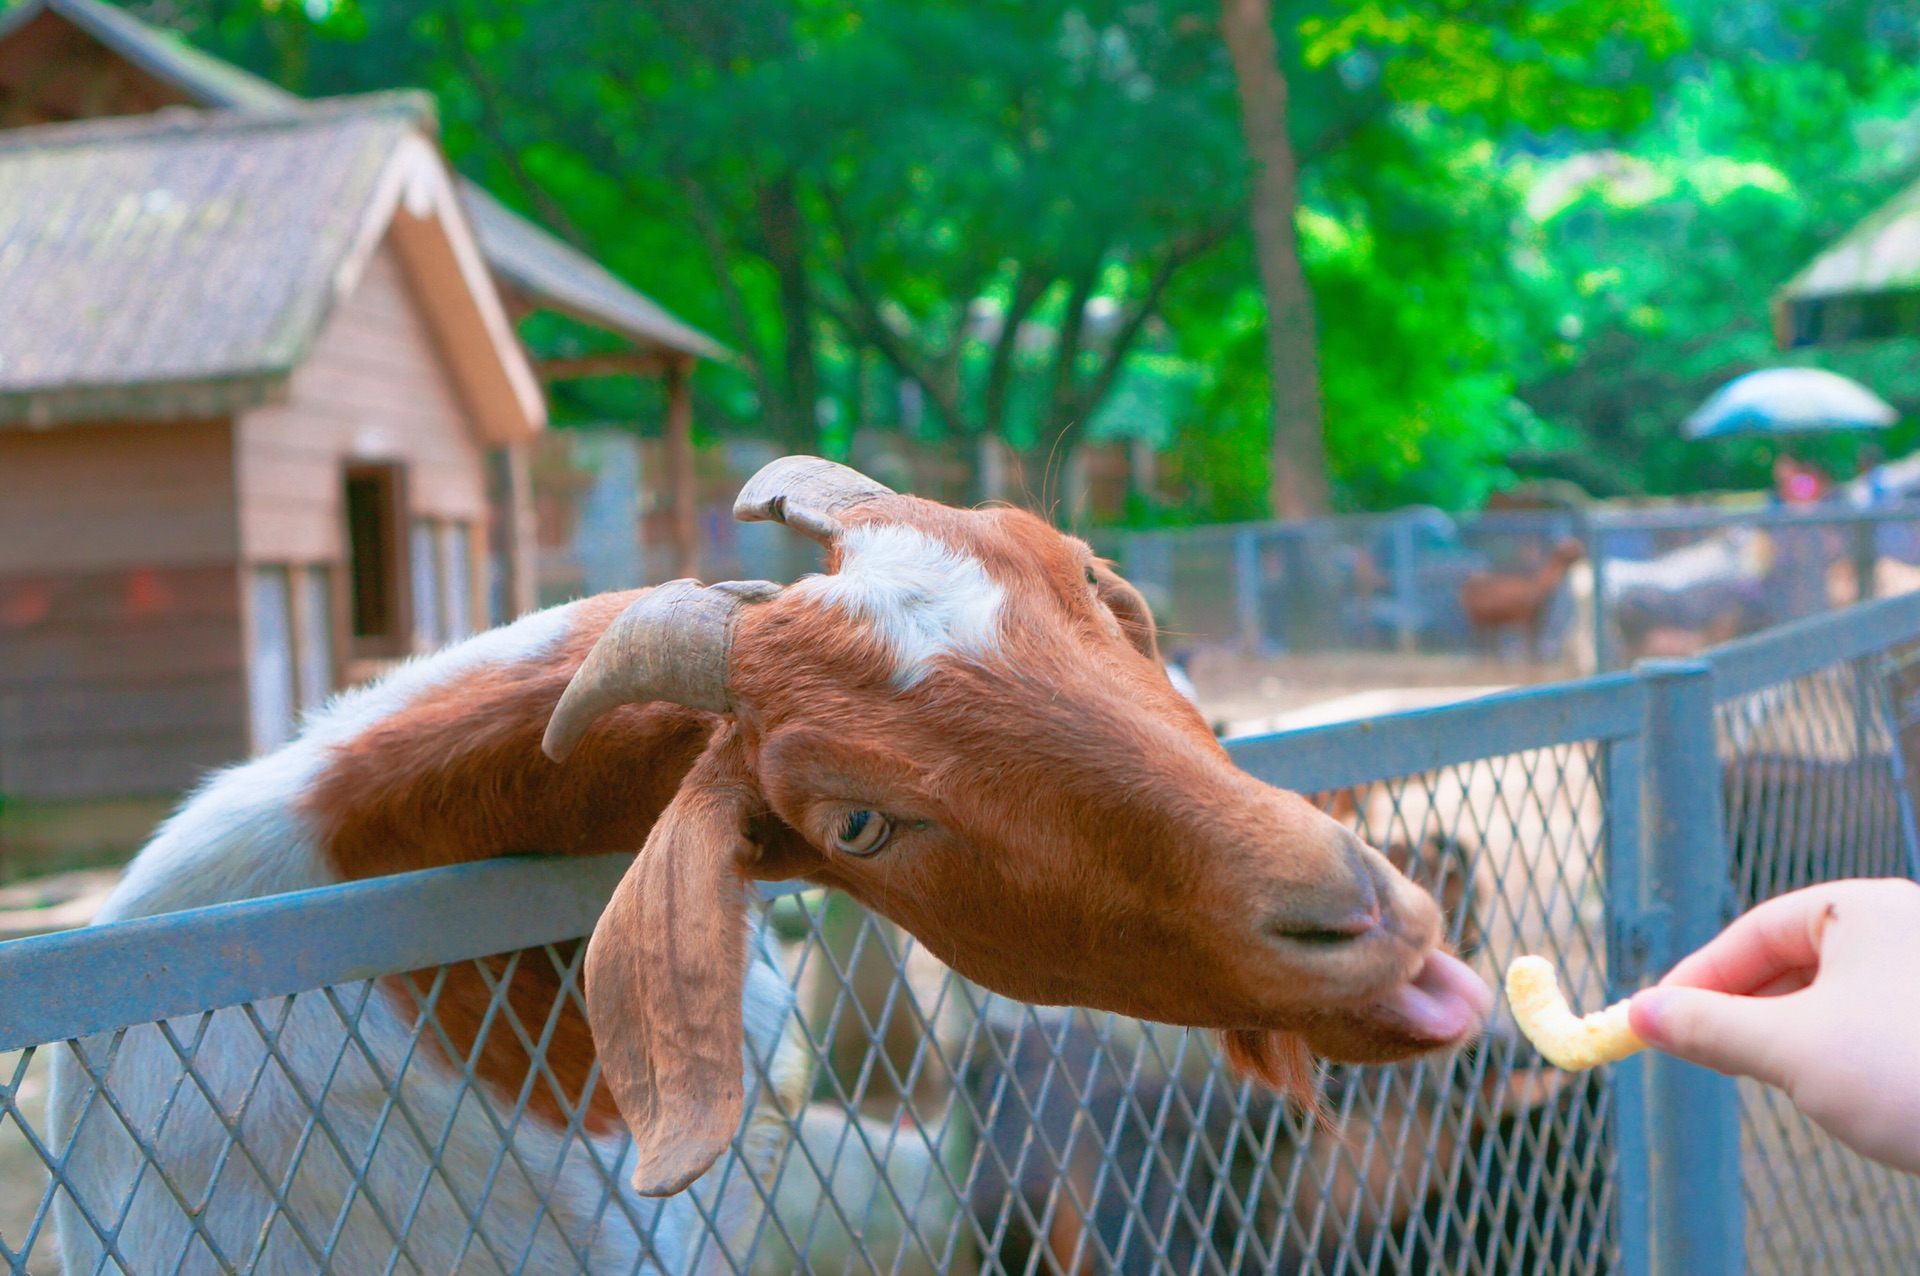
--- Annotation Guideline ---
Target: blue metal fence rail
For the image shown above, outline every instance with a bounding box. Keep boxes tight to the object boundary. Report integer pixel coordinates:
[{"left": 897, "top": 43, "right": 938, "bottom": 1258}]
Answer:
[
  {"left": 0, "top": 856, "right": 630, "bottom": 1057},
  {"left": 1112, "top": 499, "right": 1920, "bottom": 675},
  {"left": 4, "top": 591, "right": 1920, "bottom": 1272}
]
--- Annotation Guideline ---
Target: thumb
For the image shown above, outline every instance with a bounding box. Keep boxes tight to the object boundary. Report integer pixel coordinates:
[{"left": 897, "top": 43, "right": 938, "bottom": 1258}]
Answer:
[{"left": 1630, "top": 986, "right": 1799, "bottom": 1087}]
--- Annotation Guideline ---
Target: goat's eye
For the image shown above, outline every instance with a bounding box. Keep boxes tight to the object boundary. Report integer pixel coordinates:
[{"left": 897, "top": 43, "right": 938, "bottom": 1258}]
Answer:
[{"left": 833, "top": 810, "right": 892, "bottom": 855}]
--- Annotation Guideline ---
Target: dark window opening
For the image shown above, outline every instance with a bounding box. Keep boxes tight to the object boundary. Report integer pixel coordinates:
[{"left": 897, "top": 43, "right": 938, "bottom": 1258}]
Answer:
[{"left": 344, "top": 464, "right": 408, "bottom": 656}]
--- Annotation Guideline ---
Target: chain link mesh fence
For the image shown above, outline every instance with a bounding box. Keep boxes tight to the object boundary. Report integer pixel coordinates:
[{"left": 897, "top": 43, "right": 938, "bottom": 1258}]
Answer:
[
  {"left": 1714, "top": 628, "right": 1920, "bottom": 1274},
  {"left": 1113, "top": 504, "right": 1920, "bottom": 674},
  {"left": 3, "top": 594, "right": 1920, "bottom": 1273},
  {"left": 0, "top": 737, "right": 1627, "bottom": 1274}
]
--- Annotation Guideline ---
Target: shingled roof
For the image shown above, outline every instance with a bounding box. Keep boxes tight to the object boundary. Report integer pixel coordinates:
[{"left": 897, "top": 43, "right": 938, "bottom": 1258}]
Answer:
[
  {"left": 0, "top": 0, "right": 724, "bottom": 361},
  {"left": 1776, "top": 175, "right": 1920, "bottom": 348},
  {"left": 0, "top": 95, "right": 545, "bottom": 433}
]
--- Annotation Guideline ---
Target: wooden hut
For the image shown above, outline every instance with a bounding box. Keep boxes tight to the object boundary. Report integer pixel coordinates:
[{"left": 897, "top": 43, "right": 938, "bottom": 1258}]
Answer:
[
  {"left": 0, "top": 0, "right": 725, "bottom": 868},
  {"left": 0, "top": 0, "right": 727, "bottom": 586},
  {"left": 1776, "top": 178, "right": 1920, "bottom": 348},
  {"left": 0, "top": 95, "right": 546, "bottom": 818}
]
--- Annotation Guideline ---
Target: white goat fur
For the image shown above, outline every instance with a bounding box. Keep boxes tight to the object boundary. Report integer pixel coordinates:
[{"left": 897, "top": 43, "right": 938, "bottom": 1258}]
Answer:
[
  {"left": 790, "top": 523, "right": 1005, "bottom": 686},
  {"left": 48, "top": 603, "right": 806, "bottom": 1275}
]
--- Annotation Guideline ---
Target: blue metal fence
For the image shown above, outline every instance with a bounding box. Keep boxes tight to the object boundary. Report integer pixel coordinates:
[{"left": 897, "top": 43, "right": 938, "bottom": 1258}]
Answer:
[
  {"left": 4, "top": 592, "right": 1920, "bottom": 1272},
  {"left": 1111, "top": 501, "right": 1920, "bottom": 675}
]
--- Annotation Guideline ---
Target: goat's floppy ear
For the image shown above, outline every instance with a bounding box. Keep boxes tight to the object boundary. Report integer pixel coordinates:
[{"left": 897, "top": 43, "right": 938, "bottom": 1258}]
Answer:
[{"left": 584, "top": 729, "right": 763, "bottom": 1197}]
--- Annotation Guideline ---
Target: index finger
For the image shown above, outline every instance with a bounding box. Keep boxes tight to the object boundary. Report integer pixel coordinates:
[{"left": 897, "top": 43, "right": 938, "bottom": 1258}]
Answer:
[{"left": 1658, "top": 883, "right": 1838, "bottom": 995}]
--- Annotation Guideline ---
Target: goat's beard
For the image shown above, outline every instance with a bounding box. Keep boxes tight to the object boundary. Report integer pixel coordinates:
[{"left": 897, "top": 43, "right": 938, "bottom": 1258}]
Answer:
[{"left": 1218, "top": 1030, "right": 1320, "bottom": 1111}]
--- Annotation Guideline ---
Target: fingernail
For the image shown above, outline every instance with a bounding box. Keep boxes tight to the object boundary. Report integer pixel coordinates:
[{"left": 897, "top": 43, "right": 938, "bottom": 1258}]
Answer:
[{"left": 1629, "top": 988, "right": 1673, "bottom": 1044}]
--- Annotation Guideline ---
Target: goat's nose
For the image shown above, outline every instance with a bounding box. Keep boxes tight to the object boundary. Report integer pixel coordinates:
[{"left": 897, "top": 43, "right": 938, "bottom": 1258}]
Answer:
[{"left": 1264, "top": 836, "right": 1381, "bottom": 946}]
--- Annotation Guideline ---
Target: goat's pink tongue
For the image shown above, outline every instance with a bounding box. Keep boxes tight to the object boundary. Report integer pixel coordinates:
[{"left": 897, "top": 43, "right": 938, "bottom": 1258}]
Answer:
[{"left": 1371, "top": 951, "right": 1494, "bottom": 1043}]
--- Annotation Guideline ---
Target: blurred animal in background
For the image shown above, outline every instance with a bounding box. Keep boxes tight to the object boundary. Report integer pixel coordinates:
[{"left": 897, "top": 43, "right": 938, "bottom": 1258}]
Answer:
[
  {"left": 1458, "top": 539, "right": 1587, "bottom": 660},
  {"left": 965, "top": 1020, "right": 1601, "bottom": 1274},
  {"left": 1607, "top": 528, "right": 1774, "bottom": 660}
]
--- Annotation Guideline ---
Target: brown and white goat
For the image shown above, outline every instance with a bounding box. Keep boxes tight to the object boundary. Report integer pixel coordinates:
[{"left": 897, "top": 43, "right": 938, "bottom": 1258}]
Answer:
[{"left": 51, "top": 456, "right": 1489, "bottom": 1272}]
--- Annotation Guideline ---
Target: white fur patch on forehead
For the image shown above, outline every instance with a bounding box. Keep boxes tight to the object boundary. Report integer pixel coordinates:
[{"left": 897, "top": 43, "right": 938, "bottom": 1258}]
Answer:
[{"left": 790, "top": 523, "right": 1005, "bottom": 685}]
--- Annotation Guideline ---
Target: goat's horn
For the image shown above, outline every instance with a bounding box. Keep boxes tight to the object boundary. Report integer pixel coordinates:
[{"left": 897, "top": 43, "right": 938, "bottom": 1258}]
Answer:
[
  {"left": 543, "top": 579, "right": 781, "bottom": 763},
  {"left": 734, "top": 455, "right": 895, "bottom": 545}
]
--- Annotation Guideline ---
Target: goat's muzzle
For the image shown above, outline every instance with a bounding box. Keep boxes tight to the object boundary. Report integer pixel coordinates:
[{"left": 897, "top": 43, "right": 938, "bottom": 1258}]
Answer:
[{"left": 1247, "top": 830, "right": 1494, "bottom": 1062}]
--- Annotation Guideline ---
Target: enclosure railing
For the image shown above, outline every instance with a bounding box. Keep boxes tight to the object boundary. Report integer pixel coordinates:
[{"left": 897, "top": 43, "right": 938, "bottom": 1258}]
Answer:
[
  {"left": 5, "top": 591, "right": 1920, "bottom": 1272},
  {"left": 1107, "top": 499, "right": 1920, "bottom": 675}
]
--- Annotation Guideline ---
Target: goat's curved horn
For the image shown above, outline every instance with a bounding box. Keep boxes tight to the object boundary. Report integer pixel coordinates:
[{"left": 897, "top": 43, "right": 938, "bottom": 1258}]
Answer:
[
  {"left": 543, "top": 579, "right": 781, "bottom": 763},
  {"left": 733, "top": 455, "right": 895, "bottom": 545}
]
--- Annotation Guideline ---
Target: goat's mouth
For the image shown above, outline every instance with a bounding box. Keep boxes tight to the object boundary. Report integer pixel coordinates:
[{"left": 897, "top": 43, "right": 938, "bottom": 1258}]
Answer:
[
  {"left": 1299, "top": 949, "right": 1493, "bottom": 1063},
  {"left": 1356, "top": 949, "right": 1491, "bottom": 1043}
]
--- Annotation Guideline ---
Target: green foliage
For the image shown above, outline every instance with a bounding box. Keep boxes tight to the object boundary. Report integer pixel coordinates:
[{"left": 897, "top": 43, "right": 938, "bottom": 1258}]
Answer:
[
  {"left": 1156, "top": 0, "right": 1680, "bottom": 515},
  {"left": 149, "top": 0, "right": 1252, "bottom": 461},
  {"left": 1160, "top": 247, "right": 1270, "bottom": 523},
  {"left": 1301, "top": 0, "right": 1685, "bottom": 133},
  {"left": 1513, "top": 0, "right": 1920, "bottom": 495},
  {"left": 132, "top": 0, "right": 1920, "bottom": 521}
]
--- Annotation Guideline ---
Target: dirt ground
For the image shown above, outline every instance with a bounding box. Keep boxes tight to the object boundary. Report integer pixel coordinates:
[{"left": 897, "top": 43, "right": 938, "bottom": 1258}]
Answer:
[{"left": 1183, "top": 648, "right": 1579, "bottom": 737}]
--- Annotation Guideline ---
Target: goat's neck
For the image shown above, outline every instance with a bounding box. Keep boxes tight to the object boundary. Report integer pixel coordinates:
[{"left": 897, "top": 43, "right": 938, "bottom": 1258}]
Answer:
[{"left": 301, "top": 596, "right": 718, "bottom": 882}]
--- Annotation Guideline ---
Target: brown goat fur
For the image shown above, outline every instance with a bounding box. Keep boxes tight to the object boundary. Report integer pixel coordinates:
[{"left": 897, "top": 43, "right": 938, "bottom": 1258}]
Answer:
[{"left": 300, "top": 476, "right": 1487, "bottom": 1193}]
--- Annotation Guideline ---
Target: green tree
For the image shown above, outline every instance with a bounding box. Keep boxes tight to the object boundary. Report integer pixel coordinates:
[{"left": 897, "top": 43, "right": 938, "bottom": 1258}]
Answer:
[
  {"left": 149, "top": 0, "right": 1704, "bottom": 519},
  {"left": 1512, "top": 0, "right": 1920, "bottom": 495},
  {"left": 155, "top": 0, "right": 1252, "bottom": 477},
  {"left": 1156, "top": 0, "right": 1683, "bottom": 519}
]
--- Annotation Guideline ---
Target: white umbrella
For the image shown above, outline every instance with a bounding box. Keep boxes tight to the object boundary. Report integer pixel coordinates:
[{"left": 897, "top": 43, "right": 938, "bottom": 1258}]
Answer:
[{"left": 1682, "top": 367, "right": 1898, "bottom": 440}]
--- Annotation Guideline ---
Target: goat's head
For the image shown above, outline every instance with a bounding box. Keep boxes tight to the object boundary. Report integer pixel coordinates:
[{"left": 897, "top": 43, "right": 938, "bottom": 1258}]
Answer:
[{"left": 544, "top": 456, "right": 1493, "bottom": 1195}]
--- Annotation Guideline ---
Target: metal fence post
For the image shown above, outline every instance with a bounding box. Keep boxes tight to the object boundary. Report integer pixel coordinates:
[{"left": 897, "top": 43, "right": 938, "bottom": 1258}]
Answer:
[
  {"left": 1588, "top": 517, "right": 1615, "bottom": 673},
  {"left": 1390, "top": 517, "right": 1418, "bottom": 652},
  {"left": 1604, "top": 730, "right": 1653, "bottom": 1276},
  {"left": 1637, "top": 658, "right": 1745, "bottom": 1275},
  {"left": 1233, "top": 527, "right": 1261, "bottom": 654},
  {"left": 1852, "top": 518, "right": 1878, "bottom": 603}
]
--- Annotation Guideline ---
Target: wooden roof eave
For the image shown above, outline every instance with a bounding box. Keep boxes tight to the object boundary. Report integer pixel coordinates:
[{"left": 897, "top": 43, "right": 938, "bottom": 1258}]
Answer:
[
  {"left": 1, "top": 0, "right": 721, "bottom": 375},
  {"left": 458, "top": 182, "right": 730, "bottom": 363},
  {"left": 319, "top": 132, "right": 548, "bottom": 446},
  {"left": 0, "top": 372, "right": 288, "bottom": 428}
]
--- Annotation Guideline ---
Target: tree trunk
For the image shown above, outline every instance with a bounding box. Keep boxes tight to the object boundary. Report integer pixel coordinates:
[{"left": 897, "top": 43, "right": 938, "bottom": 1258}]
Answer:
[
  {"left": 759, "top": 174, "right": 820, "bottom": 452},
  {"left": 1221, "top": 0, "right": 1332, "bottom": 519},
  {"left": 1040, "top": 261, "right": 1101, "bottom": 465}
]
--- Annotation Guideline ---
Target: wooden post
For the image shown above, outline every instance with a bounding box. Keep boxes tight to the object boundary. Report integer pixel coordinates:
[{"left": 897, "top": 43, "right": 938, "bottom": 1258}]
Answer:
[
  {"left": 665, "top": 356, "right": 699, "bottom": 581},
  {"left": 503, "top": 445, "right": 537, "bottom": 619}
]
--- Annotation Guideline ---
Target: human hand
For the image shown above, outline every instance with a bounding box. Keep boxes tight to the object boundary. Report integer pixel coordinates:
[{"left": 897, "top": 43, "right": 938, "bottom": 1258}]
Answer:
[{"left": 1628, "top": 878, "right": 1920, "bottom": 1175}]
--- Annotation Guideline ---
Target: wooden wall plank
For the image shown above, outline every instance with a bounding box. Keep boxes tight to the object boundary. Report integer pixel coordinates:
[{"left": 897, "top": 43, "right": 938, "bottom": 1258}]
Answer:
[
  {"left": 0, "top": 564, "right": 237, "bottom": 626},
  {"left": 0, "top": 420, "right": 238, "bottom": 573},
  {"left": 0, "top": 732, "right": 245, "bottom": 803},
  {"left": 236, "top": 241, "right": 491, "bottom": 565},
  {"left": 0, "top": 620, "right": 246, "bottom": 688},
  {"left": 0, "top": 564, "right": 248, "bottom": 802},
  {"left": 2, "top": 677, "right": 249, "bottom": 744}
]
